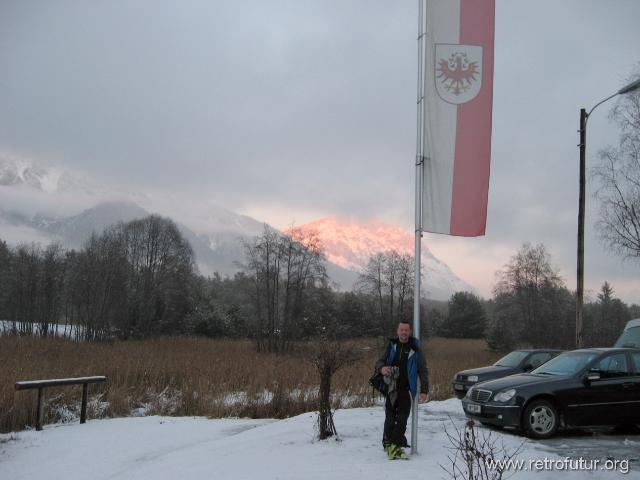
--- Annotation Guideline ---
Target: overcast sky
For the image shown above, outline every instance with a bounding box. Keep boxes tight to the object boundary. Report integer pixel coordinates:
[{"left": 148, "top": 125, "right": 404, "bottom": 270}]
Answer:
[{"left": 1, "top": 0, "right": 639, "bottom": 303}]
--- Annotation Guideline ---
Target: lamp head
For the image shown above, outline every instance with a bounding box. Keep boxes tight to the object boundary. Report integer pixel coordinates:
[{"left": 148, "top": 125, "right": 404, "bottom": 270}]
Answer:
[{"left": 618, "top": 78, "right": 640, "bottom": 95}]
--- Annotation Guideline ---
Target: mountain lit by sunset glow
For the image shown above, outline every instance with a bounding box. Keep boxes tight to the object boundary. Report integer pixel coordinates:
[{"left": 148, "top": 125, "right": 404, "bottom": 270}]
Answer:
[{"left": 288, "top": 217, "right": 428, "bottom": 272}]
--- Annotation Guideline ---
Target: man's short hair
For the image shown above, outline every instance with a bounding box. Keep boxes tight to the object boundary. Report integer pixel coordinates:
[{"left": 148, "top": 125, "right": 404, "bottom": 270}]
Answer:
[{"left": 398, "top": 320, "right": 411, "bottom": 327}]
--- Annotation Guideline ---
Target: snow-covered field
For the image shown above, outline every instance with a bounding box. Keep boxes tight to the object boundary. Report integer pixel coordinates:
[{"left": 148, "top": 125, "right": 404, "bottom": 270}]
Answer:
[
  {"left": 0, "top": 320, "right": 82, "bottom": 339},
  {"left": 1, "top": 399, "right": 638, "bottom": 479}
]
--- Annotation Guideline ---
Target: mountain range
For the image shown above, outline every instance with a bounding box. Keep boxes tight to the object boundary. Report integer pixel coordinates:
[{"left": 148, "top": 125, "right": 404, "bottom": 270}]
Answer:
[{"left": 0, "top": 156, "right": 476, "bottom": 299}]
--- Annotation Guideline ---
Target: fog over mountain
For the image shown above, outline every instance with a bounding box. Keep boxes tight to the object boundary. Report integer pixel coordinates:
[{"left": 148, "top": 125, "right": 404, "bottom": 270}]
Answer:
[
  {"left": 2, "top": 0, "right": 639, "bottom": 304},
  {"left": 0, "top": 157, "right": 476, "bottom": 299}
]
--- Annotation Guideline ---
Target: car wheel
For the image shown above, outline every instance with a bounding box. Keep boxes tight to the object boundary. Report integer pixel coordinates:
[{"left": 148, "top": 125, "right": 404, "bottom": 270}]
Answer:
[{"left": 522, "top": 399, "right": 558, "bottom": 439}]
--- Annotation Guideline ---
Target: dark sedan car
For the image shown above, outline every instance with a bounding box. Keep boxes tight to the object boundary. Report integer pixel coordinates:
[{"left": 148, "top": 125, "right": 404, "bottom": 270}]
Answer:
[
  {"left": 452, "top": 349, "right": 563, "bottom": 399},
  {"left": 461, "top": 348, "right": 640, "bottom": 438}
]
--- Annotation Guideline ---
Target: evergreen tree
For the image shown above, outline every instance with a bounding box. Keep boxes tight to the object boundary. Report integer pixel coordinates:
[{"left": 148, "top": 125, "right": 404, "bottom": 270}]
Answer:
[{"left": 440, "top": 291, "right": 487, "bottom": 338}]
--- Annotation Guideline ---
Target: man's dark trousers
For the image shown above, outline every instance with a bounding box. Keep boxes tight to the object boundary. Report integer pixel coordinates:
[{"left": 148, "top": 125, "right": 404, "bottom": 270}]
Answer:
[{"left": 383, "top": 389, "right": 411, "bottom": 447}]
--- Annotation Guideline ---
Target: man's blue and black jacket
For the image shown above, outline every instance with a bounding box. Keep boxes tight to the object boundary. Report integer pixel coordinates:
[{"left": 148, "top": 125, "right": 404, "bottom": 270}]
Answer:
[{"left": 375, "top": 336, "right": 429, "bottom": 398}]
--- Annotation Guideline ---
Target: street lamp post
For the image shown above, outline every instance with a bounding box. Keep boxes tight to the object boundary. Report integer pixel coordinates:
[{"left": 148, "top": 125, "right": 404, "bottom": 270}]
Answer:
[{"left": 576, "top": 77, "right": 640, "bottom": 348}]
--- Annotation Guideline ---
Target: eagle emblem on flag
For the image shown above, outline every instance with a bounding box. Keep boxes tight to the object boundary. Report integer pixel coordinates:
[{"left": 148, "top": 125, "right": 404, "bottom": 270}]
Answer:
[{"left": 435, "top": 44, "right": 483, "bottom": 105}]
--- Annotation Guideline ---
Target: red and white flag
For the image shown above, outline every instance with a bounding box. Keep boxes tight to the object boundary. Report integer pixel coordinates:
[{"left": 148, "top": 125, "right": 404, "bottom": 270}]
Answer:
[{"left": 422, "top": 0, "right": 495, "bottom": 236}]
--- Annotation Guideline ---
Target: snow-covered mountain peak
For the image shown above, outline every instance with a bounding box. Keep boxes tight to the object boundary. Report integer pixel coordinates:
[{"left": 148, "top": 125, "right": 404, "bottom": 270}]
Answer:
[
  {"left": 289, "top": 217, "right": 426, "bottom": 271},
  {"left": 291, "top": 217, "right": 478, "bottom": 299},
  {"left": 1, "top": 157, "right": 58, "bottom": 192},
  {"left": 0, "top": 156, "right": 101, "bottom": 195}
]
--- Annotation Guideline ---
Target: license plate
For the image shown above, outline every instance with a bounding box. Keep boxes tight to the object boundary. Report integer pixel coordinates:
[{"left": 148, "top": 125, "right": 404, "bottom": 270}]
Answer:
[
  {"left": 466, "top": 404, "right": 481, "bottom": 414},
  {"left": 454, "top": 383, "right": 465, "bottom": 391}
]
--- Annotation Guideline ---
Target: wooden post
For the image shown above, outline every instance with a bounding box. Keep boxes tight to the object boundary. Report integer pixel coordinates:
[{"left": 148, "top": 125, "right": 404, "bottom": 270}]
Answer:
[
  {"left": 80, "top": 383, "right": 88, "bottom": 424},
  {"left": 576, "top": 107, "right": 586, "bottom": 349},
  {"left": 36, "top": 387, "right": 44, "bottom": 431}
]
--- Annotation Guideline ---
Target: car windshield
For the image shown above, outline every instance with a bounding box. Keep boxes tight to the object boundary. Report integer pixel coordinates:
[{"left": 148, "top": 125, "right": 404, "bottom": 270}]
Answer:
[
  {"left": 532, "top": 351, "right": 598, "bottom": 376},
  {"left": 614, "top": 326, "right": 640, "bottom": 348},
  {"left": 494, "top": 351, "right": 528, "bottom": 368}
]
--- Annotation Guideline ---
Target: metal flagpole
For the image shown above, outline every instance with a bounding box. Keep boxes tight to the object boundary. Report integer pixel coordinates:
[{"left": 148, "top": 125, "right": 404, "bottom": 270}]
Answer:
[{"left": 411, "top": 0, "right": 426, "bottom": 456}]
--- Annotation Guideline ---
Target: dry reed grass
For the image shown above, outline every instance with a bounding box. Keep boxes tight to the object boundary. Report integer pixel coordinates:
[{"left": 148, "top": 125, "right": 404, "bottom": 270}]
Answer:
[{"left": 1, "top": 335, "right": 499, "bottom": 433}]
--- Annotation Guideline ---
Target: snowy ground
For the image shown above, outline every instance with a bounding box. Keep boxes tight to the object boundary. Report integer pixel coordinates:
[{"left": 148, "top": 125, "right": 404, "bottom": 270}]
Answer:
[
  {"left": 1, "top": 399, "right": 638, "bottom": 479},
  {"left": 0, "top": 320, "right": 81, "bottom": 338}
]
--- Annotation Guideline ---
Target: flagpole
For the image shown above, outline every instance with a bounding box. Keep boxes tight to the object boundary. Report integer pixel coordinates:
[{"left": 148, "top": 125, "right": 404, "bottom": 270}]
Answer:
[{"left": 411, "top": 0, "right": 426, "bottom": 456}]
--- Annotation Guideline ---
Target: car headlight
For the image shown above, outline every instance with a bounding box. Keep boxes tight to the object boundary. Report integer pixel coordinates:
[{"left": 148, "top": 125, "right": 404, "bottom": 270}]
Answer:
[
  {"left": 493, "top": 389, "right": 516, "bottom": 403},
  {"left": 467, "top": 375, "right": 479, "bottom": 383}
]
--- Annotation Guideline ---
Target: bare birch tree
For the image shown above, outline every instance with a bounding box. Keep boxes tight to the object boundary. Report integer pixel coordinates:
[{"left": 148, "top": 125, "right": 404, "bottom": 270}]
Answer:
[
  {"left": 593, "top": 68, "right": 640, "bottom": 260},
  {"left": 244, "top": 226, "right": 327, "bottom": 353},
  {"left": 356, "top": 250, "right": 414, "bottom": 336}
]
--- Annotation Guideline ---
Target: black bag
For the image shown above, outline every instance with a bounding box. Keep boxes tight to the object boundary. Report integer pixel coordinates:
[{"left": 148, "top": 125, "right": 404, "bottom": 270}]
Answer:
[{"left": 369, "top": 370, "right": 388, "bottom": 395}]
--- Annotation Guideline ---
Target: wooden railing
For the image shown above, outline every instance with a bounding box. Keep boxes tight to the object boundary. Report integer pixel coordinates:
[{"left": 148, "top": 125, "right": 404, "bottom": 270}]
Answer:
[{"left": 15, "top": 376, "right": 107, "bottom": 431}]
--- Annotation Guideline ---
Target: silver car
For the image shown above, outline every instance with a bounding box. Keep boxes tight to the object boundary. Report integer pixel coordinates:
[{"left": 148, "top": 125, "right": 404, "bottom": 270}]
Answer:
[{"left": 615, "top": 319, "right": 640, "bottom": 348}]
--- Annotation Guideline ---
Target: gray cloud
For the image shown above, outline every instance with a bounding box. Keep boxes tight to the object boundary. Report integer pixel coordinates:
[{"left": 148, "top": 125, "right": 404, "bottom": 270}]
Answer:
[{"left": 0, "top": 0, "right": 639, "bottom": 302}]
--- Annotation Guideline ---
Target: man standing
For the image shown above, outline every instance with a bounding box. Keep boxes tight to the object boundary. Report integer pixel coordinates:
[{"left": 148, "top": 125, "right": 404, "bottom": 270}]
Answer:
[{"left": 375, "top": 320, "right": 429, "bottom": 460}]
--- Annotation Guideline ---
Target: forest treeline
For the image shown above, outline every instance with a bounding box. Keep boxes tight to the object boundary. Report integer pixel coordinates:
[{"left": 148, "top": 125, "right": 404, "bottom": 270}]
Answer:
[{"left": 0, "top": 216, "right": 637, "bottom": 351}]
